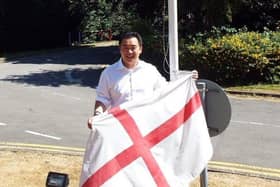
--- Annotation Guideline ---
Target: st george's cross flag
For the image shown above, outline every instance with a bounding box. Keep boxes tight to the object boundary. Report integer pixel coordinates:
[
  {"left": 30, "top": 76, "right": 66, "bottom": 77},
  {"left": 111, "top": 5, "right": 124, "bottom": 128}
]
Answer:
[{"left": 80, "top": 75, "right": 213, "bottom": 187}]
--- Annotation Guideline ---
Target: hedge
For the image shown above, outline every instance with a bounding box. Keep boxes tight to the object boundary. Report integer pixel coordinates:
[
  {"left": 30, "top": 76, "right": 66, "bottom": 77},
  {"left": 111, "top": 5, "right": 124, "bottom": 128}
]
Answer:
[{"left": 180, "top": 29, "right": 280, "bottom": 86}]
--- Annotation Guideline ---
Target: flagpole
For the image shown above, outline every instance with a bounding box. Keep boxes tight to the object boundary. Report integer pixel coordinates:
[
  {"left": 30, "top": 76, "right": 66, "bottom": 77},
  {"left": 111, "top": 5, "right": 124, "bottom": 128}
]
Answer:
[
  {"left": 168, "top": 1, "right": 208, "bottom": 187},
  {"left": 168, "top": 0, "right": 179, "bottom": 81}
]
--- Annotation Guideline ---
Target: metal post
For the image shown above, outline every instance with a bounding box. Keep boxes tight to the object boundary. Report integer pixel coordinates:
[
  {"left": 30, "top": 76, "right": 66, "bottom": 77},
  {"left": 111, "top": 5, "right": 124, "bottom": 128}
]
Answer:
[
  {"left": 168, "top": 0, "right": 179, "bottom": 81},
  {"left": 196, "top": 81, "right": 208, "bottom": 187},
  {"left": 168, "top": 0, "right": 209, "bottom": 183},
  {"left": 200, "top": 167, "right": 208, "bottom": 187}
]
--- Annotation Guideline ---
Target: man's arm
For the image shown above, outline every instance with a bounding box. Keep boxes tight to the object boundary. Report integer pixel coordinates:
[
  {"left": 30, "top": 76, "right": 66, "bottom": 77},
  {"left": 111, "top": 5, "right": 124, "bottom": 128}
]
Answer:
[
  {"left": 93, "top": 100, "right": 106, "bottom": 116},
  {"left": 192, "top": 70, "right": 199, "bottom": 80},
  {"left": 87, "top": 101, "right": 107, "bottom": 129}
]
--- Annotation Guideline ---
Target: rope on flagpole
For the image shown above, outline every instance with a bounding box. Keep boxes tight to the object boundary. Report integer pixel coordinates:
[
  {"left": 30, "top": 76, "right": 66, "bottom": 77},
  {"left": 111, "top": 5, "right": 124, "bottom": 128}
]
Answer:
[{"left": 162, "top": 0, "right": 170, "bottom": 77}]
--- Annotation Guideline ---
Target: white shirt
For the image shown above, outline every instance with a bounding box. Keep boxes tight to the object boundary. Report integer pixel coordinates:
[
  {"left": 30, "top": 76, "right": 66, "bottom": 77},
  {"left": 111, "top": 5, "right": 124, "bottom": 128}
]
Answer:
[{"left": 96, "top": 59, "right": 167, "bottom": 109}]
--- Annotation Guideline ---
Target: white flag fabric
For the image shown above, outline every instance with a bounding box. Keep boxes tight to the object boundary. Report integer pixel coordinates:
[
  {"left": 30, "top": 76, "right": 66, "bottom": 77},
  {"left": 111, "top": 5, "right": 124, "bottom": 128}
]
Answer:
[{"left": 80, "top": 75, "right": 213, "bottom": 187}]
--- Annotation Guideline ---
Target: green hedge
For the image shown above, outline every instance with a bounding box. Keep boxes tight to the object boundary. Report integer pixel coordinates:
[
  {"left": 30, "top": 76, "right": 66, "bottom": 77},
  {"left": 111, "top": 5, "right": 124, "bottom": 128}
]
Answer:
[{"left": 180, "top": 29, "right": 280, "bottom": 85}]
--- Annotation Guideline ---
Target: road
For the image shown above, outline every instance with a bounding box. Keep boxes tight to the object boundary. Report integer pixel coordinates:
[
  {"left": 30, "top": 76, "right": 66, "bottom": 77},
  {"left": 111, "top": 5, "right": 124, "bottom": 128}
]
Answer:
[{"left": 0, "top": 46, "right": 279, "bottom": 170}]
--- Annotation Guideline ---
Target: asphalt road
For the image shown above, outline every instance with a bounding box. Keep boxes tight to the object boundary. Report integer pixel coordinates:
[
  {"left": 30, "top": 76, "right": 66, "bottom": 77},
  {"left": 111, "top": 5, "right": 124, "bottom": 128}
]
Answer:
[{"left": 0, "top": 46, "right": 279, "bottom": 170}]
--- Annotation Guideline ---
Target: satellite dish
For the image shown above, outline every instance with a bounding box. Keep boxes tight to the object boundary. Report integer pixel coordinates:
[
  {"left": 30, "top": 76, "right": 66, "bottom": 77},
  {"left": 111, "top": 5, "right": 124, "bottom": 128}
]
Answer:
[{"left": 196, "top": 79, "right": 232, "bottom": 137}]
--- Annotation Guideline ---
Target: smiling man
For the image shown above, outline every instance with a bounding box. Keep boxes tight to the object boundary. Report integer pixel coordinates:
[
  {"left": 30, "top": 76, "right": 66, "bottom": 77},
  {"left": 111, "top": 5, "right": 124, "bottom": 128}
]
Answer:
[
  {"left": 87, "top": 32, "right": 168, "bottom": 129},
  {"left": 82, "top": 32, "right": 210, "bottom": 187},
  {"left": 119, "top": 32, "right": 143, "bottom": 69}
]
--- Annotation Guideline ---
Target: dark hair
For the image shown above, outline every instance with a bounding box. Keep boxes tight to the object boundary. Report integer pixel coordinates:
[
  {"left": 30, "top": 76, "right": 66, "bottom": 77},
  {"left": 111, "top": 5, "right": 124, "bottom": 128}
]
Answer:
[{"left": 119, "top": 32, "right": 143, "bottom": 47}]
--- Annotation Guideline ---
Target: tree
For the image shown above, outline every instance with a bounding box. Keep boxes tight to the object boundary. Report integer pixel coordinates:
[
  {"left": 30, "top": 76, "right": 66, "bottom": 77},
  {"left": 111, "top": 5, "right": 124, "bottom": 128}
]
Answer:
[
  {"left": 232, "top": 0, "right": 280, "bottom": 31},
  {"left": 80, "top": 0, "right": 139, "bottom": 42},
  {"left": 1, "top": 0, "right": 86, "bottom": 52}
]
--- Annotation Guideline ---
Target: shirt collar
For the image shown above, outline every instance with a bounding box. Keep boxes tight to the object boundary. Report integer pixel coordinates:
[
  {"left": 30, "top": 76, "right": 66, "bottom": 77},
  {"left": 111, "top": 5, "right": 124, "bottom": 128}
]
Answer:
[{"left": 116, "top": 58, "right": 143, "bottom": 71}]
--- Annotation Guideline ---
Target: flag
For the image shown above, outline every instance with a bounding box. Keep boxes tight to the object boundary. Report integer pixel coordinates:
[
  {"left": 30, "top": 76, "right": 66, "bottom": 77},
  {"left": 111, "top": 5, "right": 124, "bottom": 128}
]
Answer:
[{"left": 80, "top": 75, "right": 213, "bottom": 187}]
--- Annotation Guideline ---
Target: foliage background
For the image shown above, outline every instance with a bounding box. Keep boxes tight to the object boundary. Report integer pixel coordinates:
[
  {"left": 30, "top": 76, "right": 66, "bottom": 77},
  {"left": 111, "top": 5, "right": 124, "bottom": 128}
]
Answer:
[
  {"left": 180, "top": 28, "right": 280, "bottom": 85},
  {"left": 1, "top": 0, "right": 279, "bottom": 84}
]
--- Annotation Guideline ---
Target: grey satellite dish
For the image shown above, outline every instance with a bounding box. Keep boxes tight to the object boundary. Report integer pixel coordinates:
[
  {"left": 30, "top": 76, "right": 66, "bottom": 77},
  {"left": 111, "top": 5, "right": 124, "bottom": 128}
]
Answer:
[{"left": 196, "top": 79, "right": 232, "bottom": 137}]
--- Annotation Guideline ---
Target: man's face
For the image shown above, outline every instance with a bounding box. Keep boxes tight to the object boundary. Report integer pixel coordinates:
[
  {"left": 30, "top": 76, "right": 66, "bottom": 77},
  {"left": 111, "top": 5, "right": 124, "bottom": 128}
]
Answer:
[{"left": 120, "top": 37, "right": 142, "bottom": 69}]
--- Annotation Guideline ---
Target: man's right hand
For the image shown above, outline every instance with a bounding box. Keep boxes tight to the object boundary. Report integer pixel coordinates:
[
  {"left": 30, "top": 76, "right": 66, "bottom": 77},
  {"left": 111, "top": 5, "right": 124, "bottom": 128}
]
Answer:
[
  {"left": 87, "top": 117, "right": 94, "bottom": 129},
  {"left": 88, "top": 101, "right": 106, "bottom": 129}
]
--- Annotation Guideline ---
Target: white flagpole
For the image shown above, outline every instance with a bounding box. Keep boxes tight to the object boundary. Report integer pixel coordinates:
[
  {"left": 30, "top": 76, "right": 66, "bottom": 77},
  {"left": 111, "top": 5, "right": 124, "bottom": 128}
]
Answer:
[
  {"left": 167, "top": 1, "right": 209, "bottom": 187},
  {"left": 168, "top": 0, "right": 179, "bottom": 81}
]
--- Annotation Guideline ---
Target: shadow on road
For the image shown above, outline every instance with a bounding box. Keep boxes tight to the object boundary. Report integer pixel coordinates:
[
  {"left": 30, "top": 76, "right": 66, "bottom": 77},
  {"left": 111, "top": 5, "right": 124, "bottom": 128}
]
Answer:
[
  {"left": 5, "top": 46, "right": 119, "bottom": 65},
  {"left": 1, "top": 46, "right": 120, "bottom": 88},
  {"left": 2, "top": 68, "right": 104, "bottom": 88}
]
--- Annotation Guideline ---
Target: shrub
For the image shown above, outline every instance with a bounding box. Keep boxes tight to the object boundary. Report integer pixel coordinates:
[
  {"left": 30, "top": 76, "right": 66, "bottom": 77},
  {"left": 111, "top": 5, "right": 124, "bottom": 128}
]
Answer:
[
  {"left": 180, "top": 28, "right": 280, "bottom": 85},
  {"left": 80, "top": 2, "right": 137, "bottom": 43}
]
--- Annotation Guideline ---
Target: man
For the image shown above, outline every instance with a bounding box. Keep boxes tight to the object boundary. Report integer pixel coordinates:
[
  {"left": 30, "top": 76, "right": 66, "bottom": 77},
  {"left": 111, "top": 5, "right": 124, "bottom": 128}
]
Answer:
[
  {"left": 88, "top": 32, "right": 197, "bottom": 128},
  {"left": 81, "top": 32, "right": 211, "bottom": 187}
]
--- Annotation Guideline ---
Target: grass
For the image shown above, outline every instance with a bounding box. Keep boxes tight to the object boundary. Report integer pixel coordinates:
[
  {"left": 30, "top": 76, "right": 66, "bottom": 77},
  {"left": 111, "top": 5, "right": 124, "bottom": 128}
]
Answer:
[
  {"left": 226, "top": 84, "right": 280, "bottom": 94},
  {"left": 1, "top": 150, "right": 279, "bottom": 187}
]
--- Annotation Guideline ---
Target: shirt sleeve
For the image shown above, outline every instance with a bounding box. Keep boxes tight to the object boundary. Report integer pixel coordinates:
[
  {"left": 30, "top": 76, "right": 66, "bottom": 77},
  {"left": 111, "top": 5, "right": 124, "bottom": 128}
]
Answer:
[
  {"left": 95, "top": 69, "right": 112, "bottom": 109},
  {"left": 152, "top": 66, "right": 168, "bottom": 91}
]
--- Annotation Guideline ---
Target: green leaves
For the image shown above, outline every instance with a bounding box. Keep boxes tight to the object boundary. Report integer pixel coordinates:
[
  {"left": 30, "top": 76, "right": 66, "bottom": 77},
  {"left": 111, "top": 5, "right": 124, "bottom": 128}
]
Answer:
[
  {"left": 80, "top": 1, "right": 138, "bottom": 42},
  {"left": 180, "top": 27, "right": 280, "bottom": 85}
]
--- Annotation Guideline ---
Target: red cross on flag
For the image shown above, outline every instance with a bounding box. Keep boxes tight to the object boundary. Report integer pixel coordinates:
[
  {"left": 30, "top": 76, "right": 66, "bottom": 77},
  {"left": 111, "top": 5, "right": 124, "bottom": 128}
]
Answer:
[{"left": 80, "top": 75, "right": 213, "bottom": 187}]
